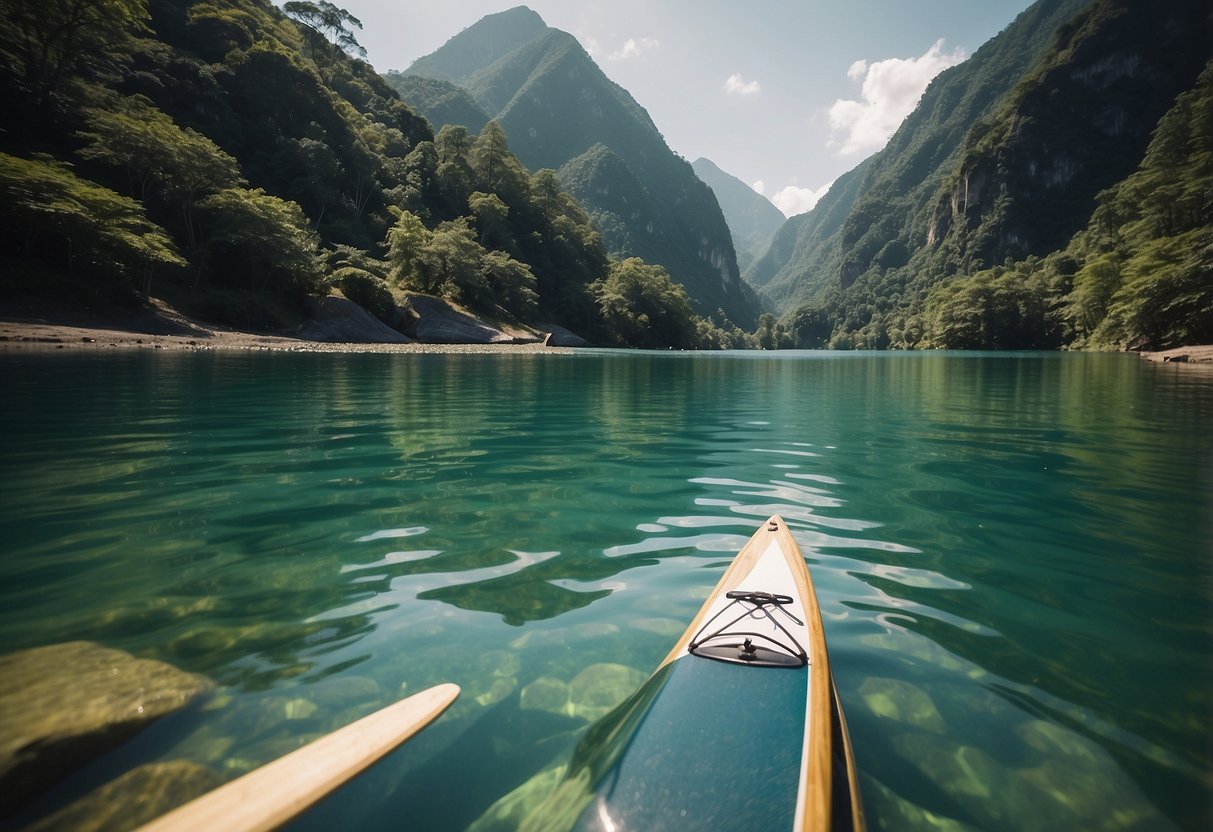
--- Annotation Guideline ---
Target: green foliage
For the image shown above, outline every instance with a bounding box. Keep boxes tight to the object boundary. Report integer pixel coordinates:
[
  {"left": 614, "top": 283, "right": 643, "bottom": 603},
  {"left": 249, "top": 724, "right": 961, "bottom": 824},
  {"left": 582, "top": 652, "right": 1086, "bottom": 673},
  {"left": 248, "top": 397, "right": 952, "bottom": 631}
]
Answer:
[
  {"left": 0, "top": 151, "right": 184, "bottom": 290},
  {"left": 1093, "top": 229, "right": 1213, "bottom": 349},
  {"left": 196, "top": 187, "right": 322, "bottom": 294},
  {"left": 0, "top": 0, "right": 149, "bottom": 117},
  {"left": 385, "top": 209, "right": 432, "bottom": 289},
  {"left": 481, "top": 250, "right": 538, "bottom": 318},
  {"left": 283, "top": 1, "right": 366, "bottom": 59},
  {"left": 333, "top": 266, "right": 393, "bottom": 318},
  {"left": 591, "top": 258, "right": 700, "bottom": 349},
  {"left": 918, "top": 262, "right": 1065, "bottom": 350}
]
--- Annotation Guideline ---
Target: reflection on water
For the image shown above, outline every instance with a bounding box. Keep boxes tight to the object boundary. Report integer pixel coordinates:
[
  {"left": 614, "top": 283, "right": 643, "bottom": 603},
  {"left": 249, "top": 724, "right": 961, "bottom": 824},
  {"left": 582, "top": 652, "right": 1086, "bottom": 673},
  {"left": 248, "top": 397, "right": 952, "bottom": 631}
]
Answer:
[{"left": 0, "top": 351, "right": 1210, "bottom": 830}]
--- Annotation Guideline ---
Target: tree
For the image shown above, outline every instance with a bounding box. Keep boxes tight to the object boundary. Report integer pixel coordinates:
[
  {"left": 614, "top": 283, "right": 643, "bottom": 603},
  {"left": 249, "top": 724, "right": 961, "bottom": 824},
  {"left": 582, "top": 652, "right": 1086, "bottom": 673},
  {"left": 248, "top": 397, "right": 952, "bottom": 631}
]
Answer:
[
  {"left": 435, "top": 124, "right": 473, "bottom": 209},
  {"left": 282, "top": 1, "right": 366, "bottom": 59},
  {"left": 0, "top": 0, "right": 148, "bottom": 117},
  {"left": 591, "top": 258, "right": 699, "bottom": 349},
  {"left": 385, "top": 209, "right": 431, "bottom": 290},
  {"left": 0, "top": 151, "right": 184, "bottom": 291},
  {"left": 196, "top": 187, "right": 322, "bottom": 294},
  {"left": 75, "top": 94, "right": 245, "bottom": 232},
  {"left": 481, "top": 250, "right": 537, "bottom": 318},
  {"left": 417, "top": 218, "right": 490, "bottom": 306},
  {"left": 468, "top": 191, "right": 510, "bottom": 247}
]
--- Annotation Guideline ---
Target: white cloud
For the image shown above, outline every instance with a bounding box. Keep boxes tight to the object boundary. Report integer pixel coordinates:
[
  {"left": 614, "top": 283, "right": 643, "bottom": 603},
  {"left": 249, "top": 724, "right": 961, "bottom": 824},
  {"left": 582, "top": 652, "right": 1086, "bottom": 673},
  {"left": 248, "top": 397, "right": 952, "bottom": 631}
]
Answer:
[
  {"left": 723, "top": 73, "right": 761, "bottom": 96},
  {"left": 828, "top": 39, "right": 966, "bottom": 156},
  {"left": 751, "top": 179, "right": 765, "bottom": 195},
  {"left": 608, "top": 37, "right": 659, "bottom": 62},
  {"left": 581, "top": 35, "right": 601, "bottom": 57},
  {"left": 771, "top": 181, "right": 834, "bottom": 217}
]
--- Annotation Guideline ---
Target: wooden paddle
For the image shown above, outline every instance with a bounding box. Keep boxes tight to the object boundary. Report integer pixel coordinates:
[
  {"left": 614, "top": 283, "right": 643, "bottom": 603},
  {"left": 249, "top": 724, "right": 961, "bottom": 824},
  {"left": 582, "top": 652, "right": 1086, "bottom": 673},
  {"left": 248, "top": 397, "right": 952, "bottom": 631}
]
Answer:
[{"left": 137, "top": 682, "right": 460, "bottom": 832}]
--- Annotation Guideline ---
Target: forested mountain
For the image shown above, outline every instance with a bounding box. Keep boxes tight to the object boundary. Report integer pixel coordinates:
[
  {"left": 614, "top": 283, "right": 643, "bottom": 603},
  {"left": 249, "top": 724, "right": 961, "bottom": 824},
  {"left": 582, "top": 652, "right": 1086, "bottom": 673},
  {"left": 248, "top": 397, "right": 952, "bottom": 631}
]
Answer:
[
  {"left": 770, "top": 0, "right": 1211, "bottom": 350},
  {"left": 756, "top": 0, "right": 1090, "bottom": 315},
  {"left": 691, "top": 157, "right": 785, "bottom": 273},
  {"left": 379, "top": 74, "right": 490, "bottom": 137},
  {"left": 0, "top": 0, "right": 757, "bottom": 348},
  {"left": 390, "top": 6, "right": 760, "bottom": 328}
]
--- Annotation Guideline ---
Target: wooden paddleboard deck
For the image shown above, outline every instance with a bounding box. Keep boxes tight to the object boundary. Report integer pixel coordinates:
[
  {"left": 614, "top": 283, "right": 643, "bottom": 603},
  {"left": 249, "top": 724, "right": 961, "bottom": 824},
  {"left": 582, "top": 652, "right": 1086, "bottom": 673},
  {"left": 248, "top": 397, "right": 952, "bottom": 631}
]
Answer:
[{"left": 523, "top": 516, "right": 864, "bottom": 832}]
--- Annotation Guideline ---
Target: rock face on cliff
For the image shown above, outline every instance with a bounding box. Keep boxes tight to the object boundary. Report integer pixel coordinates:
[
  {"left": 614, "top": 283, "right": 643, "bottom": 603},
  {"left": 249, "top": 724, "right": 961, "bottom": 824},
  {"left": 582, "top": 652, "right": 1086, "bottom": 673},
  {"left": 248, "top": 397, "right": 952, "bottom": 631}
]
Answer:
[
  {"left": 390, "top": 7, "right": 760, "bottom": 328},
  {"left": 0, "top": 641, "right": 212, "bottom": 811},
  {"left": 923, "top": 0, "right": 1211, "bottom": 272},
  {"left": 691, "top": 157, "right": 786, "bottom": 274},
  {"left": 754, "top": 0, "right": 1092, "bottom": 314}
]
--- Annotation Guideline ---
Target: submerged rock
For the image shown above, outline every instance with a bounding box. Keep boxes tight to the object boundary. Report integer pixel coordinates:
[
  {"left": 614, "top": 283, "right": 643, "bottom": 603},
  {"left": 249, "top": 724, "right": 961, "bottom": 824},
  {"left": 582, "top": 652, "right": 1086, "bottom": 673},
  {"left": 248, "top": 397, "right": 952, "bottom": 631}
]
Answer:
[
  {"left": 24, "top": 760, "right": 222, "bottom": 832},
  {"left": 520, "top": 677, "right": 572, "bottom": 717},
  {"left": 0, "top": 641, "right": 211, "bottom": 811},
  {"left": 568, "top": 664, "right": 646, "bottom": 723},
  {"left": 890, "top": 735, "right": 1009, "bottom": 826},
  {"left": 520, "top": 664, "right": 646, "bottom": 724},
  {"left": 860, "top": 773, "right": 980, "bottom": 832},
  {"left": 859, "top": 677, "right": 948, "bottom": 734},
  {"left": 467, "top": 761, "right": 568, "bottom": 832}
]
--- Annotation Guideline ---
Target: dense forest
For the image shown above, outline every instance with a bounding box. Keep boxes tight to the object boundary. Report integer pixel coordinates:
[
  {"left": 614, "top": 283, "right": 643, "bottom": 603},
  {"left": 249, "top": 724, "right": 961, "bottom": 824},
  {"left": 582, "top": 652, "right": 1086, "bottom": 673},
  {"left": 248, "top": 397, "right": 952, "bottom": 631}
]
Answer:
[
  {"left": 764, "top": 0, "right": 1212, "bottom": 351},
  {"left": 0, "top": 0, "right": 752, "bottom": 348}
]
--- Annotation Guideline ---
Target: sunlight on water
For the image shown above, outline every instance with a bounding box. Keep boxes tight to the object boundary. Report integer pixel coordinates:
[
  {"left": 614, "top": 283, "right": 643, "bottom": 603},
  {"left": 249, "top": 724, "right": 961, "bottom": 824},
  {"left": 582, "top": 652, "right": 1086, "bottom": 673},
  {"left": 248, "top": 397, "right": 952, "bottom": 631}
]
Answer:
[{"left": 0, "top": 350, "right": 1210, "bottom": 831}]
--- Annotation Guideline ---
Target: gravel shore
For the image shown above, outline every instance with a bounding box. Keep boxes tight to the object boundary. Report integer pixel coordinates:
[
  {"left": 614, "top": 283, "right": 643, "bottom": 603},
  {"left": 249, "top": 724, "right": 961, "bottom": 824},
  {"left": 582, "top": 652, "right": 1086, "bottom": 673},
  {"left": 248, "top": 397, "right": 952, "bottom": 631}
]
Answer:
[{"left": 0, "top": 299, "right": 573, "bottom": 355}]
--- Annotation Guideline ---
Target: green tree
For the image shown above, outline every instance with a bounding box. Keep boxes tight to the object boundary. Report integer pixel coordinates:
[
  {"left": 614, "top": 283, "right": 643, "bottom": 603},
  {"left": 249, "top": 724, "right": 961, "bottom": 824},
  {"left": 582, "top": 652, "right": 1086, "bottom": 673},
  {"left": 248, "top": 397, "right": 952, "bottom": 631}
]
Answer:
[
  {"left": 417, "top": 218, "right": 490, "bottom": 306},
  {"left": 0, "top": 151, "right": 184, "bottom": 290},
  {"left": 75, "top": 94, "right": 244, "bottom": 216},
  {"left": 481, "top": 250, "right": 537, "bottom": 318},
  {"left": 591, "top": 257, "right": 699, "bottom": 349},
  {"left": 385, "top": 209, "right": 431, "bottom": 290},
  {"left": 435, "top": 124, "right": 473, "bottom": 210},
  {"left": 196, "top": 187, "right": 322, "bottom": 293},
  {"left": 282, "top": 1, "right": 366, "bottom": 59},
  {"left": 0, "top": 0, "right": 148, "bottom": 116},
  {"left": 468, "top": 191, "right": 510, "bottom": 247},
  {"left": 1065, "top": 253, "right": 1120, "bottom": 342}
]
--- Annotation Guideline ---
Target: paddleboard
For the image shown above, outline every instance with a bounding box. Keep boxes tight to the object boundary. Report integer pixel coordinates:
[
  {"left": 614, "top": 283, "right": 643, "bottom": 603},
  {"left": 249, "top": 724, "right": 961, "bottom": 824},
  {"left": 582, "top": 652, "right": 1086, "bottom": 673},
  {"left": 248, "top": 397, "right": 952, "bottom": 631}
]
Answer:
[{"left": 522, "top": 515, "right": 864, "bottom": 831}]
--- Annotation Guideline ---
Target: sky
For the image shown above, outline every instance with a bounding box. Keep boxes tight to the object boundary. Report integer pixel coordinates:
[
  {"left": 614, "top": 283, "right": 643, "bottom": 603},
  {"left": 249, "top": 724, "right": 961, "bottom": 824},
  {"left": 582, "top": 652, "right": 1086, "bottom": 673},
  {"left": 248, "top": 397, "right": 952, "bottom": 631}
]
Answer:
[{"left": 328, "top": 1, "right": 1037, "bottom": 217}]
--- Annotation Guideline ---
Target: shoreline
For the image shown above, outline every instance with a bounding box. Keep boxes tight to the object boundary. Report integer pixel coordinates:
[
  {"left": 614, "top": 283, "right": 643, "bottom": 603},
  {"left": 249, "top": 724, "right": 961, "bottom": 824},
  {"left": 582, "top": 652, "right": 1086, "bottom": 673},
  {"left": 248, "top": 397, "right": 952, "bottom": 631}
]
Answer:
[
  {"left": 1, "top": 305, "right": 1210, "bottom": 360},
  {"left": 0, "top": 322, "right": 571, "bottom": 354}
]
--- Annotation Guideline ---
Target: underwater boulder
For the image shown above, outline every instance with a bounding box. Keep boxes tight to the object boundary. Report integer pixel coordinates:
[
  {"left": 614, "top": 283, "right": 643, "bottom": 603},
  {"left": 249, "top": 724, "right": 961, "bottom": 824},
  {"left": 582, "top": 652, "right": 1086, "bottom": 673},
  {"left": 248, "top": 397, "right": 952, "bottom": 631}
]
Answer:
[
  {"left": 24, "top": 760, "right": 222, "bottom": 832},
  {"left": 0, "top": 641, "right": 211, "bottom": 811},
  {"left": 568, "top": 664, "right": 646, "bottom": 723},
  {"left": 859, "top": 677, "right": 948, "bottom": 734}
]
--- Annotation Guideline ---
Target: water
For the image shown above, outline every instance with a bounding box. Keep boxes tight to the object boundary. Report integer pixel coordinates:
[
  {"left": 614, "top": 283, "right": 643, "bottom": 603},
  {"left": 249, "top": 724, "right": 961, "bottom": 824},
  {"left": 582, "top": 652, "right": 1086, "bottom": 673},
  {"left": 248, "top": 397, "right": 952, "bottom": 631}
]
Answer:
[{"left": 1, "top": 350, "right": 1210, "bottom": 831}]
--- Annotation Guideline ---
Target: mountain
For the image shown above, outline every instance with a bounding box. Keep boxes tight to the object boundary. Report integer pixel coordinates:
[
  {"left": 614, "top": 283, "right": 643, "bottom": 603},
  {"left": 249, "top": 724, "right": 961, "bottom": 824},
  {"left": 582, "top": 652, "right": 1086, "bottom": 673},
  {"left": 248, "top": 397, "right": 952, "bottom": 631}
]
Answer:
[
  {"left": 691, "top": 158, "right": 785, "bottom": 273},
  {"left": 395, "top": 7, "right": 760, "bottom": 328},
  {"left": 764, "top": 0, "right": 1211, "bottom": 351},
  {"left": 756, "top": 0, "right": 1093, "bottom": 314},
  {"left": 381, "top": 74, "right": 490, "bottom": 136}
]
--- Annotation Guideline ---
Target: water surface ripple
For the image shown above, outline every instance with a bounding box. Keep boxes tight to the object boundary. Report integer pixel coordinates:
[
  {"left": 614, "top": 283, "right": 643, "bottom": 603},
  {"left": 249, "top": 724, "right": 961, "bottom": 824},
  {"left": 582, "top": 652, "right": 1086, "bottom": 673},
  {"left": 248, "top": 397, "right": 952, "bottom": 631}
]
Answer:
[{"left": 1, "top": 350, "right": 1209, "bottom": 831}]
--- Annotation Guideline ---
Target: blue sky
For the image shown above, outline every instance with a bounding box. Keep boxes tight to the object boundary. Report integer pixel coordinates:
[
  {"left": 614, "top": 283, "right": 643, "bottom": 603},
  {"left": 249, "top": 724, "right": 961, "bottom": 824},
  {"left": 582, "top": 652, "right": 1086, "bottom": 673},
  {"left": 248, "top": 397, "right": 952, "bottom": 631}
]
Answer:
[{"left": 332, "top": 1, "right": 1037, "bottom": 216}]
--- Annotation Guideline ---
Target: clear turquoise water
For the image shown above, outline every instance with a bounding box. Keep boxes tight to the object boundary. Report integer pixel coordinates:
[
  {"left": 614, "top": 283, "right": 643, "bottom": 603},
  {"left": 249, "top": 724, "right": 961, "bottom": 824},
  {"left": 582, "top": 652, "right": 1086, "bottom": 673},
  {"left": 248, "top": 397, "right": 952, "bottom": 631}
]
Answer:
[{"left": 1, "top": 350, "right": 1210, "bottom": 830}]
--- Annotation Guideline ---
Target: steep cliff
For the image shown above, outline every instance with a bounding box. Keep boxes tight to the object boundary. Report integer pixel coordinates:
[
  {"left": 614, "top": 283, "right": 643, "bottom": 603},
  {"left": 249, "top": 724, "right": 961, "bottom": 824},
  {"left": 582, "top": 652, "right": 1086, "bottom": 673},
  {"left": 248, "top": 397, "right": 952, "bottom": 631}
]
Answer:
[
  {"left": 925, "top": 0, "right": 1212, "bottom": 273},
  {"left": 758, "top": 0, "right": 1091, "bottom": 314},
  {"left": 690, "top": 157, "right": 785, "bottom": 273}
]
